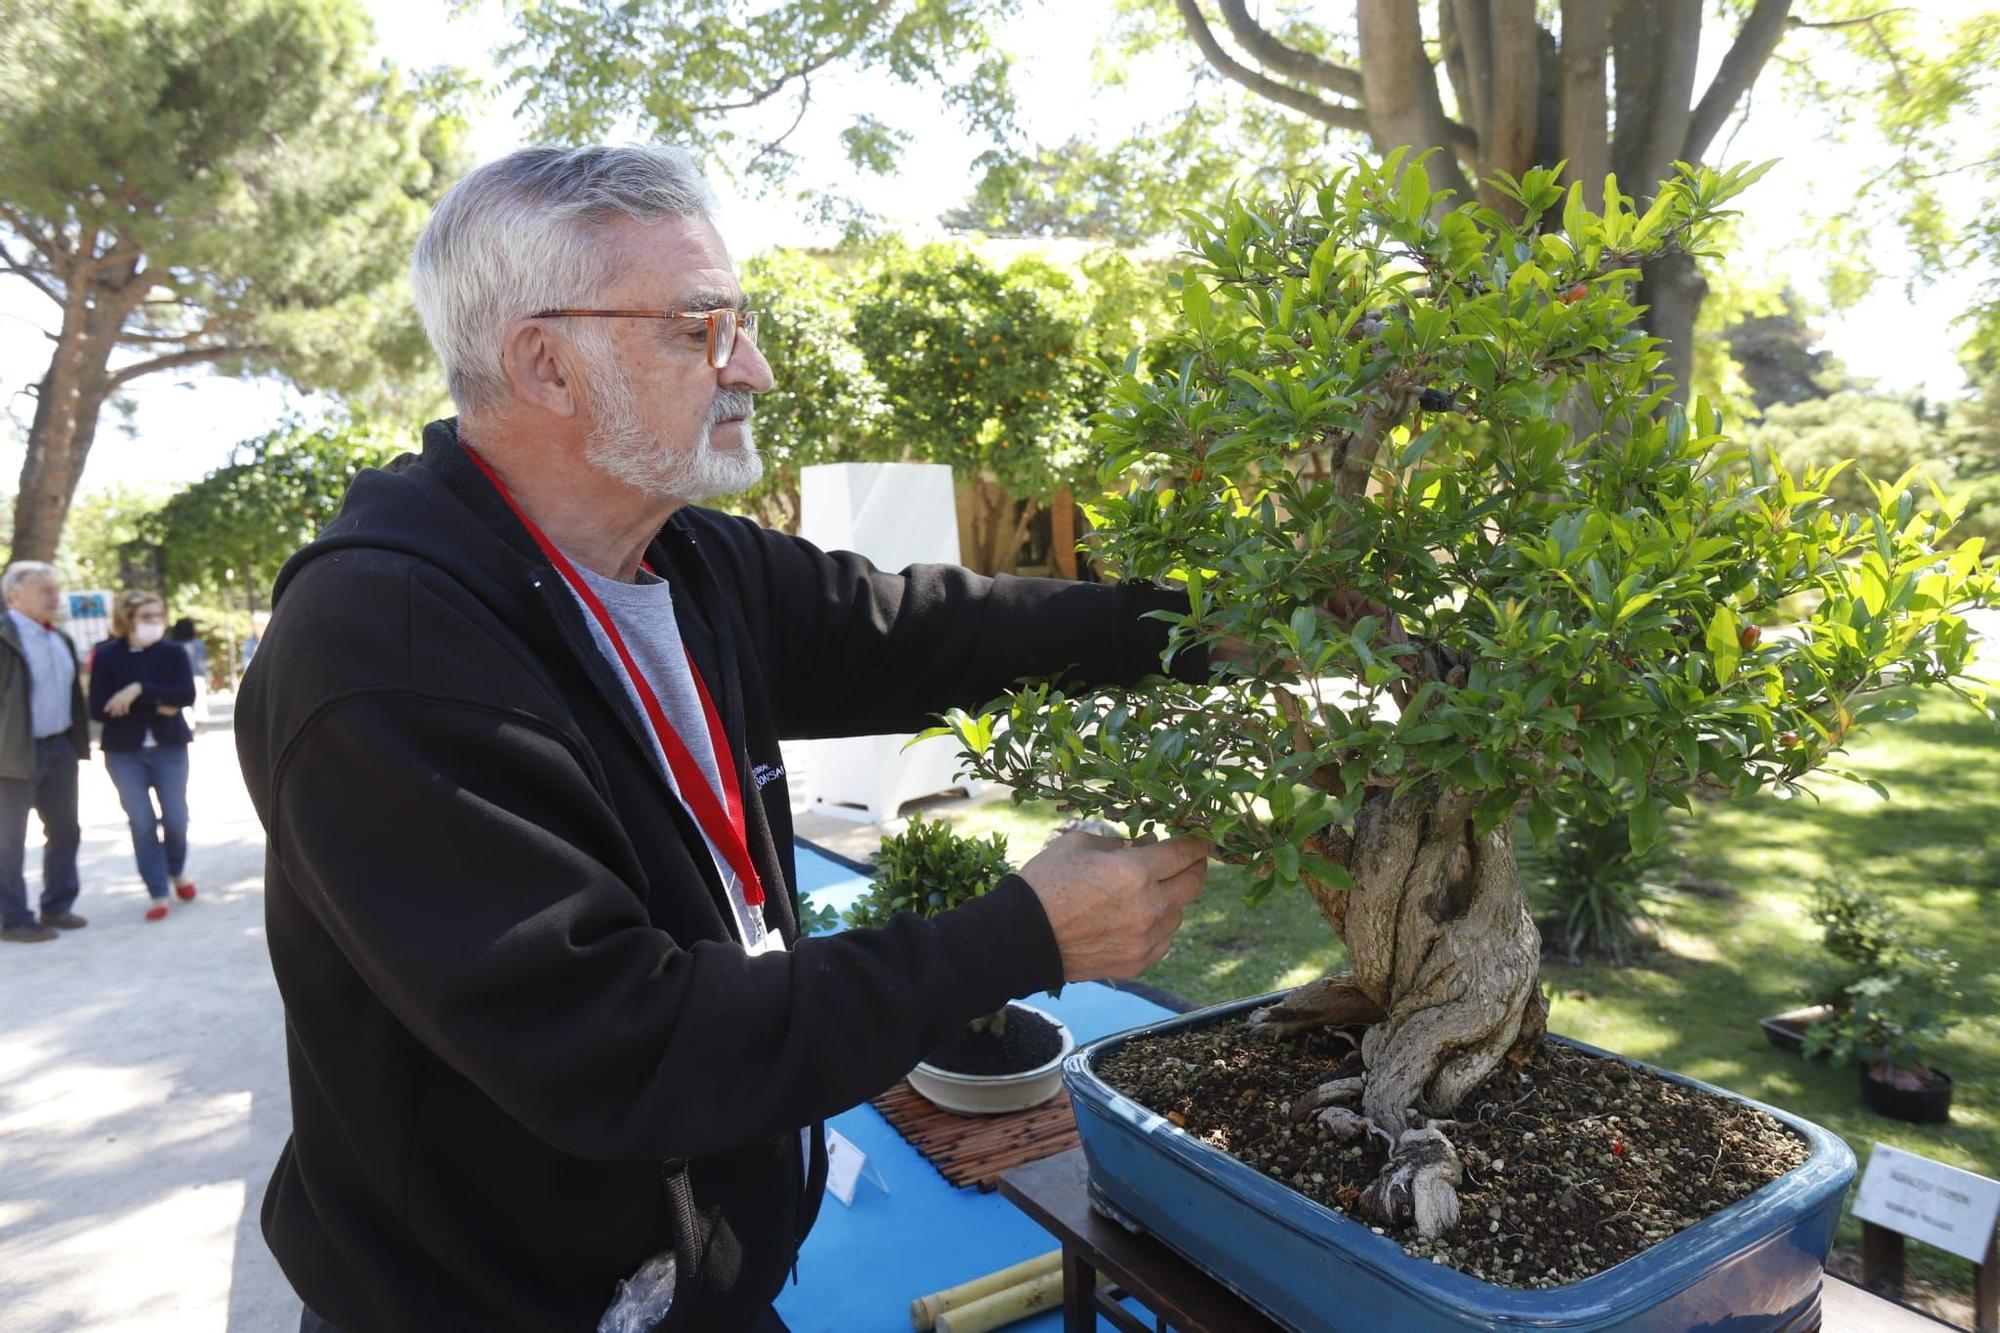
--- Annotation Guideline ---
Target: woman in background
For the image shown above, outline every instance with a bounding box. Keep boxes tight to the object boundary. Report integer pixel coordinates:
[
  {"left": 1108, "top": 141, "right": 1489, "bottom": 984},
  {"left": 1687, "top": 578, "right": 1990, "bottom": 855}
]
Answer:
[{"left": 89, "top": 591, "right": 197, "bottom": 921}]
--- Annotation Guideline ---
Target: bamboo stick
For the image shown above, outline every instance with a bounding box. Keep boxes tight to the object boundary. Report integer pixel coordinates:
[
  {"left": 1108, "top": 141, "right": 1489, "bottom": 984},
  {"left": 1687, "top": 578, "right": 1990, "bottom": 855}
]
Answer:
[
  {"left": 909, "top": 1251, "right": 1062, "bottom": 1330},
  {"left": 933, "top": 1270, "right": 1065, "bottom": 1333}
]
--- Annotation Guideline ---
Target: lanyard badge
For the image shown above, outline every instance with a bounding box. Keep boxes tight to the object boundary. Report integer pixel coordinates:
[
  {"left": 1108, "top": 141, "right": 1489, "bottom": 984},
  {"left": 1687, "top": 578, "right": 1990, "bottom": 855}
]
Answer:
[{"left": 460, "top": 442, "right": 767, "bottom": 909}]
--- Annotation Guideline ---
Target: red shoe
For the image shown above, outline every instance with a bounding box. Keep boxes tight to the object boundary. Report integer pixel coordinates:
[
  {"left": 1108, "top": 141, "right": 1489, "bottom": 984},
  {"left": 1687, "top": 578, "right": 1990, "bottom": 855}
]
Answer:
[
  {"left": 174, "top": 882, "right": 197, "bottom": 902},
  {"left": 145, "top": 902, "right": 169, "bottom": 922}
]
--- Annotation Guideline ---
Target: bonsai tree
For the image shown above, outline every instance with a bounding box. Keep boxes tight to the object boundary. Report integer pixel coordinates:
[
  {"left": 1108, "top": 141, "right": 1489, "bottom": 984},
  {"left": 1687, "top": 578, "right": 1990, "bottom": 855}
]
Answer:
[
  {"left": 942, "top": 153, "right": 1998, "bottom": 1237},
  {"left": 844, "top": 816, "right": 1020, "bottom": 1035}
]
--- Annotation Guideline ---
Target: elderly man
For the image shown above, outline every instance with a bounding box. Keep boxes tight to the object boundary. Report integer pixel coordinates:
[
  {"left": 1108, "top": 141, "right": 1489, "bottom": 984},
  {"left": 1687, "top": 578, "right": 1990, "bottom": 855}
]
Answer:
[
  {"left": 237, "top": 145, "right": 1213, "bottom": 1333},
  {"left": 0, "top": 562, "right": 91, "bottom": 943}
]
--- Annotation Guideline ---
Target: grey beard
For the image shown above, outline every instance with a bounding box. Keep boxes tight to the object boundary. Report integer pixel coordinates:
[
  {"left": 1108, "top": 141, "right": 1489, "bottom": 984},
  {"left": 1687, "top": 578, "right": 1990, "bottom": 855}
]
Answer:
[{"left": 583, "top": 371, "right": 763, "bottom": 501}]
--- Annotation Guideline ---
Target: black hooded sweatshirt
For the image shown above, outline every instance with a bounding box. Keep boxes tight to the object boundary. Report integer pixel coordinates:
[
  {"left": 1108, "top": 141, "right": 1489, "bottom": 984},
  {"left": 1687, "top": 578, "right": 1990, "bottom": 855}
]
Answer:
[{"left": 235, "top": 421, "right": 1200, "bottom": 1331}]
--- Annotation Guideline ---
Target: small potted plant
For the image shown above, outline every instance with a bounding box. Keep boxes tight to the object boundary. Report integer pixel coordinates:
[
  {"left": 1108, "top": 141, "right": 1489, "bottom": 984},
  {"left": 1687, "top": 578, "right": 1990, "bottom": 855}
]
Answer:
[
  {"left": 1799, "top": 891, "right": 1960, "bottom": 1123},
  {"left": 1763, "top": 880, "right": 1910, "bottom": 1060},
  {"left": 844, "top": 817, "right": 1073, "bottom": 1115}
]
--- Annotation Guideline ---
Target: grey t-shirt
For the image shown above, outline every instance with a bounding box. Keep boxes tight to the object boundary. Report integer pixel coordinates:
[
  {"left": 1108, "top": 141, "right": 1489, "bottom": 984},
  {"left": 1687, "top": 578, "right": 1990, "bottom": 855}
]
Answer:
[{"left": 568, "top": 562, "right": 779, "bottom": 955}]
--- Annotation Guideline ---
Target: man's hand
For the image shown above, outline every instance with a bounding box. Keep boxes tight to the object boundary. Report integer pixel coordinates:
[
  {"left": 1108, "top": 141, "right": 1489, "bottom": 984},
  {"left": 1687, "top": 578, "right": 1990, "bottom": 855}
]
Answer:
[
  {"left": 1212, "top": 589, "right": 1406, "bottom": 670},
  {"left": 1017, "top": 831, "right": 1212, "bottom": 981},
  {"left": 103, "top": 682, "right": 144, "bottom": 717}
]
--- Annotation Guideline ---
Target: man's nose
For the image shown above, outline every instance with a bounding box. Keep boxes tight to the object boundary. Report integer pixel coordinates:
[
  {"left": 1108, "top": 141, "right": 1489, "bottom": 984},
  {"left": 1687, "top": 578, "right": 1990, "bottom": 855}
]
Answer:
[{"left": 721, "top": 332, "right": 774, "bottom": 394}]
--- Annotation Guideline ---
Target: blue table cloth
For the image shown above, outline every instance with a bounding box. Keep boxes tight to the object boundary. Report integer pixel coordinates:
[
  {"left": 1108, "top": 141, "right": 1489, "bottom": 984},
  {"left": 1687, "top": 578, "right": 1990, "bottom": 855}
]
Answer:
[{"left": 778, "top": 843, "right": 1175, "bottom": 1332}]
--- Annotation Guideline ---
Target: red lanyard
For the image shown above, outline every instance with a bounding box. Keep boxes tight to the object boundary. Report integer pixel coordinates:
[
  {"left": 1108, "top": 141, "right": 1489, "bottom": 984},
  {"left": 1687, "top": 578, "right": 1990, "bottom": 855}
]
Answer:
[{"left": 460, "top": 443, "right": 766, "bottom": 908}]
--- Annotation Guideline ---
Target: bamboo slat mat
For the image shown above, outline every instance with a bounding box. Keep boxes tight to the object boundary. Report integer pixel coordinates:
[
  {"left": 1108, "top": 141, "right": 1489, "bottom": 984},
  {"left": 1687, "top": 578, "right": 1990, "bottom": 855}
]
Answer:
[{"left": 868, "top": 1079, "right": 1081, "bottom": 1191}]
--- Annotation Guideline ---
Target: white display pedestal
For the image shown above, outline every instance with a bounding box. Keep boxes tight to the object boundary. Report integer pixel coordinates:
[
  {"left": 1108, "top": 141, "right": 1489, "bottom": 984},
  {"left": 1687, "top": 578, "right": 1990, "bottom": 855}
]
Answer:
[{"left": 797, "top": 463, "right": 981, "bottom": 823}]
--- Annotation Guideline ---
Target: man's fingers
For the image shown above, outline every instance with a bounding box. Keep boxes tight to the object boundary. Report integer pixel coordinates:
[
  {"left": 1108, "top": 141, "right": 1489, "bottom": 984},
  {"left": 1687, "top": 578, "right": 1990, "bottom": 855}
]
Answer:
[
  {"left": 1046, "top": 829, "right": 1124, "bottom": 856},
  {"left": 1137, "top": 834, "right": 1213, "bottom": 880},
  {"left": 1156, "top": 860, "right": 1207, "bottom": 905}
]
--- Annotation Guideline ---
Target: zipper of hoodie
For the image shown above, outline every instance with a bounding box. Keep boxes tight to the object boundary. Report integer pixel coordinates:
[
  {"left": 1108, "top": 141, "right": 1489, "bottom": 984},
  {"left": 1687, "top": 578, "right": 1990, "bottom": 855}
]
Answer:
[{"left": 657, "top": 1157, "right": 700, "bottom": 1301}]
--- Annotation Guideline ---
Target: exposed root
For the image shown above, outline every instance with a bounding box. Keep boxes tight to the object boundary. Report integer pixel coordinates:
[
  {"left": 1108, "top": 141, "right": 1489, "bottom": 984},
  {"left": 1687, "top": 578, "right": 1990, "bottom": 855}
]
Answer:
[
  {"left": 1313, "top": 1106, "right": 1382, "bottom": 1142},
  {"left": 1264, "top": 787, "right": 1544, "bottom": 1240},
  {"left": 1244, "top": 973, "right": 1386, "bottom": 1039},
  {"left": 1360, "top": 1126, "right": 1463, "bottom": 1240},
  {"left": 1294, "top": 1075, "right": 1365, "bottom": 1116}
]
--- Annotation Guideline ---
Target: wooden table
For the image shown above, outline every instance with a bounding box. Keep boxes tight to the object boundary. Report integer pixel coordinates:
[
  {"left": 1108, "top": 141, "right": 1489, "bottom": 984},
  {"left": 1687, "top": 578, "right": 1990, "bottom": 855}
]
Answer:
[
  {"left": 999, "top": 1148, "right": 1954, "bottom": 1333},
  {"left": 997, "top": 1149, "right": 1282, "bottom": 1333}
]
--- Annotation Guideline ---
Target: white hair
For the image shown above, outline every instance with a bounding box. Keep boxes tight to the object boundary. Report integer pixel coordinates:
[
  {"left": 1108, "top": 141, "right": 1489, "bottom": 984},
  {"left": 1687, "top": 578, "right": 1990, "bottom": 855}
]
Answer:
[
  {"left": 2, "top": 561, "right": 56, "bottom": 598},
  {"left": 411, "top": 144, "right": 718, "bottom": 413}
]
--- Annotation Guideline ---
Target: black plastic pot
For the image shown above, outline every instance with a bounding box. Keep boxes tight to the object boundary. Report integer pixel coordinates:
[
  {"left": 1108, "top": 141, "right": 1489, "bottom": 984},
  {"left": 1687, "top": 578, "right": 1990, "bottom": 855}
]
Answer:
[
  {"left": 1860, "top": 1061, "right": 1953, "bottom": 1123},
  {"left": 1758, "top": 1005, "right": 1835, "bottom": 1062}
]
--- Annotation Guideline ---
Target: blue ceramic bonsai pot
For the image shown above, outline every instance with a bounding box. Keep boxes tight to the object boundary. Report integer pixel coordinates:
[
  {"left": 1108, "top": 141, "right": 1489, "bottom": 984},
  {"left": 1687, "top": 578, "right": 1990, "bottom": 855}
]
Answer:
[{"left": 1065, "top": 993, "right": 1855, "bottom": 1332}]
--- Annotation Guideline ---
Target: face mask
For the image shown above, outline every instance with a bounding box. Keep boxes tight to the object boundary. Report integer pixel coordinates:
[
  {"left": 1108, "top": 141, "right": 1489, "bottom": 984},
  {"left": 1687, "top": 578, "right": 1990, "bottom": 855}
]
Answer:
[{"left": 133, "top": 622, "right": 165, "bottom": 648}]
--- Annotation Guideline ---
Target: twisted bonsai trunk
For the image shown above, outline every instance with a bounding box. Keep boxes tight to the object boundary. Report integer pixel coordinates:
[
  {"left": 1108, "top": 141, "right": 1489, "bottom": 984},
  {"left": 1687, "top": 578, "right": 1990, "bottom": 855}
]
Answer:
[{"left": 1249, "top": 786, "right": 1547, "bottom": 1238}]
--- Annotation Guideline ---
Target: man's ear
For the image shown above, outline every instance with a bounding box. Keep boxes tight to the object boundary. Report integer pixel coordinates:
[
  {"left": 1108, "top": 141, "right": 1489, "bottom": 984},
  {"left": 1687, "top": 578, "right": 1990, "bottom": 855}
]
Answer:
[{"left": 499, "top": 320, "right": 581, "bottom": 420}]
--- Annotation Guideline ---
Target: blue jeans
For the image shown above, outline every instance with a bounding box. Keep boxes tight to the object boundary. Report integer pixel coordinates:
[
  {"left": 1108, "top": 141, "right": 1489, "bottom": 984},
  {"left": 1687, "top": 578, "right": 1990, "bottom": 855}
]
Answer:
[
  {"left": 105, "top": 745, "right": 190, "bottom": 901},
  {"left": 0, "top": 735, "right": 82, "bottom": 927}
]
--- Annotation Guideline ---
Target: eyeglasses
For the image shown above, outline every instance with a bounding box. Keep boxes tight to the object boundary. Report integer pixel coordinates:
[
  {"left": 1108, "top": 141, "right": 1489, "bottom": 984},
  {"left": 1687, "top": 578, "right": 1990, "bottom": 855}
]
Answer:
[{"left": 531, "top": 306, "right": 762, "bottom": 370}]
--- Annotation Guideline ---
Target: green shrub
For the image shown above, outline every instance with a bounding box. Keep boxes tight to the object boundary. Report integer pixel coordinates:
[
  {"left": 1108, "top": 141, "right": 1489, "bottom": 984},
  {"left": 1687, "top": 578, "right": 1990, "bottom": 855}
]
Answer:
[{"left": 1525, "top": 812, "right": 1671, "bottom": 962}]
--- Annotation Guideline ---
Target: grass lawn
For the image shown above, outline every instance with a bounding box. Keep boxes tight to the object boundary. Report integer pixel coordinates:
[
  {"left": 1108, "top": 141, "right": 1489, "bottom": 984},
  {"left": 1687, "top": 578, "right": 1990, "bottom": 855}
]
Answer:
[{"left": 923, "top": 690, "right": 1998, "bottom": 1298}]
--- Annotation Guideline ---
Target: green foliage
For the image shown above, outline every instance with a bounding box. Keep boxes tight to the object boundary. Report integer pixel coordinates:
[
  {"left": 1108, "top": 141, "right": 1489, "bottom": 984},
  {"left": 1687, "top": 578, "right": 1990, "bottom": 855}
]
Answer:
[
  {"left": 0, "top": 0, "right": 470, "bottom": 407},
  {"left": 56, "top": 485, "right": 166, "bottom": 592},
  {"left": 1802, "top": 882, "right": 1959, "bottom": 1073},
  {"left": 497, "top": 0, "right": 1018, "bottom": 197},
  {"left": 940, "top": 153, "right": 1998, "bottom": 903},
  {"left": 1719, "top": 291, "right": 1857, "bottom": 413},
  {"left": 842, "top": 816, "right": 1013, "bottom": 930},
  {"left": 848, "top": 242, "right": 1101, "bottom": 498},
  {"left": 941, "top": 95, "right": 1334, "bottom": 244},
  {"left": 1780, "top": 6, "right": 2000, "bottom": 319},
  {"left": 731, "top": 241, "right": 1167, "bottom": 561},
  {"left": 737, "top": 248, "right": 892, "bottom": 529},
  {"left": 1746, "top": 391, "right": 2000, "bottom": 547},
  {"left": 145, "top": 418, "right": 402, "bottom": 603}
]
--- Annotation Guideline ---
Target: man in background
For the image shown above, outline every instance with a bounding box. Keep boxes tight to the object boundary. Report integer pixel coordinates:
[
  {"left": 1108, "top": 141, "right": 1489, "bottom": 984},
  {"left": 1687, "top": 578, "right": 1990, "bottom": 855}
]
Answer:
[{"left": 0, "top": 561, "right": 92, "bottom": 943}]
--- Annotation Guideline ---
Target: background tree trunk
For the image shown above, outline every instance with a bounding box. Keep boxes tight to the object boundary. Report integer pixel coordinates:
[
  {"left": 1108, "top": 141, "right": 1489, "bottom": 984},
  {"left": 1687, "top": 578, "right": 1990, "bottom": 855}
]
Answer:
[
  {"left": 1639, "top": 250, "right": 1707, "bottom": 407},
  {"left": 14, "top": 341, "right": 113, "bottom": 563}
]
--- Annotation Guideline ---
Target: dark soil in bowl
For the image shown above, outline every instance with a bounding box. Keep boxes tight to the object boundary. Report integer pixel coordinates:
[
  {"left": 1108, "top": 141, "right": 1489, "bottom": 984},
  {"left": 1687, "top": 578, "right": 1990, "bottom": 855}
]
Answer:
[
  {"left": 1098, "top": 1017, "right": 1811, "bottom": 1290},
  {"left": 924, "top": 1004, "right": 1062, "bottom": 1076}
]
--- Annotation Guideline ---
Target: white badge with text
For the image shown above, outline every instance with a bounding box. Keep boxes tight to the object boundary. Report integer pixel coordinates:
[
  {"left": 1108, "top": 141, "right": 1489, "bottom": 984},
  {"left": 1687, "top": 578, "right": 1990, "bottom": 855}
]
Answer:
[
  {"left": 1852, "top": 1142, "right": 2000, "bottom": 1263},
  {"left": 823, "top": 1127, "right": 889, "bottom": 1208}
]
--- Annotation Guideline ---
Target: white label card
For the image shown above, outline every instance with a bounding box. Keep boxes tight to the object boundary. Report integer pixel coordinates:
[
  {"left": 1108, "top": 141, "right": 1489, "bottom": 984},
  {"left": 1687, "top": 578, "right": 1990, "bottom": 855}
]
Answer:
[
  {"left": 824, "top": 1127, "right": 887, "bottom": 1207},
  {"left": 1853, "top": 1142, "right": 2000, "bottom": 1264}
]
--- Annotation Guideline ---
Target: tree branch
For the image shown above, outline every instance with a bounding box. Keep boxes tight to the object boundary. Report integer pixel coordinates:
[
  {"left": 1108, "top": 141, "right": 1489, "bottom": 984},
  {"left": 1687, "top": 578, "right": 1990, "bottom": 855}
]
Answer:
[
  {"left": 684, "top": 0, "right": 894, "bottom": 117},
  {"left": 1215, "top": 0, "right": 1365, "bottom": 101},
  {"left": 1683, "top": 0, "right": 1794, "bottom": 164},
  {"left": 0, "top": 203, "right": 67, "bottom": 269},
  {"left": 745, "top": 75, "right": 816, "bottom": 173},
  {"left": 107, "top": 343, "right": 268, "bottom": 389},
  {"left": 0, "top": 240, "right": 61, "bottom": 305},
  {"left": 1173, "top": 0, "right": 1372, "bottom": 135},
  {"left": 1785, "top": 7, "right": 1913, "bottom": 31}
]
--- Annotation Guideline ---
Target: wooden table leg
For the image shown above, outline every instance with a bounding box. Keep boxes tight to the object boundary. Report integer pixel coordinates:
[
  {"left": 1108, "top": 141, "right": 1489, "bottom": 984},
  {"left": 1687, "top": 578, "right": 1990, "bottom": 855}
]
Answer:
[
  {"left": 1861, "top": 1221, "right": 1906, "bottom": 1295},
  {"left": 1975, "top": 1231, "right": 1996, "bottom": 1333},
  {"left": 1063, "top": 1247, "right": 1096, "bottom": 1333}
]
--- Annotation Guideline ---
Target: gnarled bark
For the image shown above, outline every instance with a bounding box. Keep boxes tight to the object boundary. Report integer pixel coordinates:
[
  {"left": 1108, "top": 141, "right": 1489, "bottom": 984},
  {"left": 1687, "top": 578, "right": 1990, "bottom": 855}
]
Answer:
[{"left": 1250, "top": 785, "right": 1546, "bottom": 1237}]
